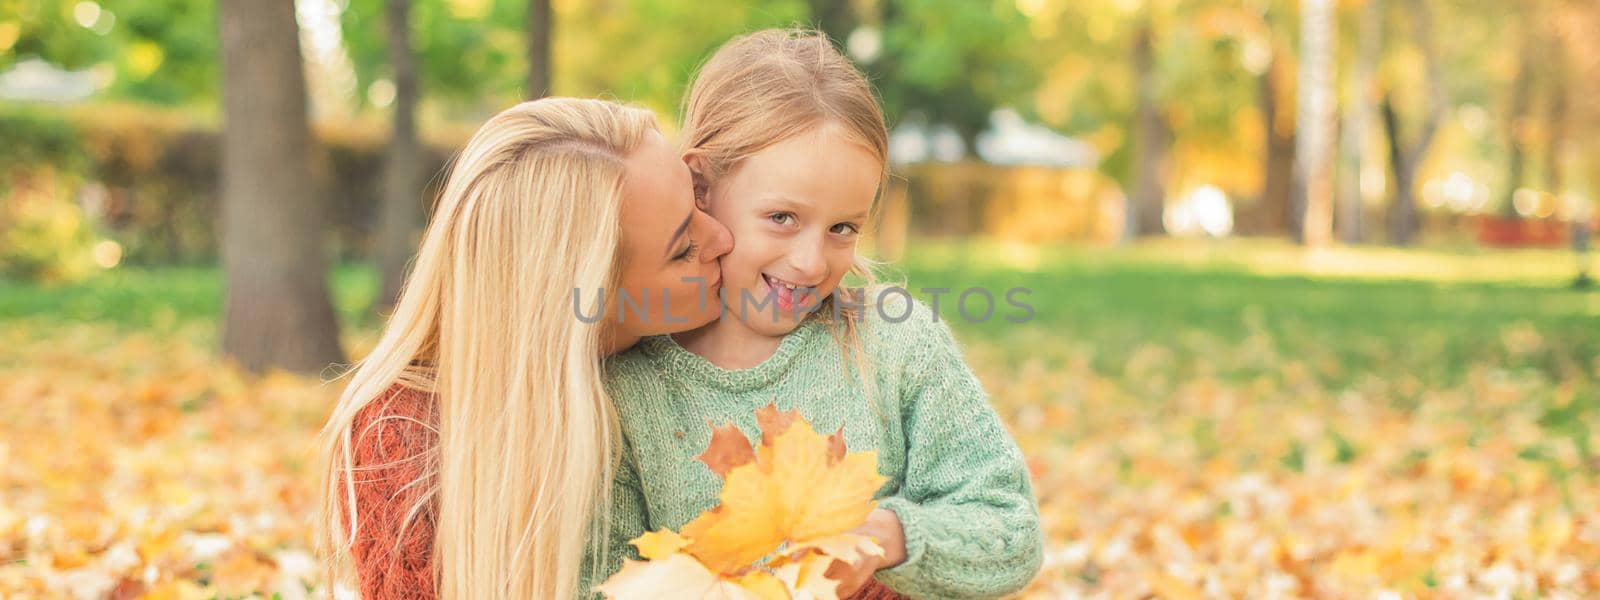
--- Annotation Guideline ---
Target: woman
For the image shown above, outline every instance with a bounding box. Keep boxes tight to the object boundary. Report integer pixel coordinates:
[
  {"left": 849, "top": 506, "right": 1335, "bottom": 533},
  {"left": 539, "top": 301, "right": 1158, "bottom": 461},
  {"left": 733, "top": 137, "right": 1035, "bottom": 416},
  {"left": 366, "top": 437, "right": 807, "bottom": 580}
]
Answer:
[{"left": 315, "top": 98, "right": 732, "bottom": 599}]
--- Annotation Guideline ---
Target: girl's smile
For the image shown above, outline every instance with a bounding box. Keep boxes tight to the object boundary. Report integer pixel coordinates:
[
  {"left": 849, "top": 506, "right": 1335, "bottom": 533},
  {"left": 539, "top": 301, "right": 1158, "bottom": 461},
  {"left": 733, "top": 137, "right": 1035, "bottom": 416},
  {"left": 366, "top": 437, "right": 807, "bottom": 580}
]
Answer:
[{"left": 760, "top": 272, "right": 820, "bottom": 313}]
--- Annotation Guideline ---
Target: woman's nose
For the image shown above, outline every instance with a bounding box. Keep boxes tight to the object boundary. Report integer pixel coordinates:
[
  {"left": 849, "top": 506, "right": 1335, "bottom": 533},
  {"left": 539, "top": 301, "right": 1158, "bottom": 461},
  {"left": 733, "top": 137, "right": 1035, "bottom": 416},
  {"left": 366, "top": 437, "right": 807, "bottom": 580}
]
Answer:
[{"left": 698, "top": 211, "right": 734, "bottom": 262}]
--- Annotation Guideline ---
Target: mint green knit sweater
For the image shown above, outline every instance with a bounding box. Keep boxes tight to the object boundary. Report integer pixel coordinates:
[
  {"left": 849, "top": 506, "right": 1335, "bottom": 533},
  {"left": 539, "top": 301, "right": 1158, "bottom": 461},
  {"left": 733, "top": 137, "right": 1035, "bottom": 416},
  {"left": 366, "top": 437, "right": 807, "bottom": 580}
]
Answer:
[{"left": 581, "top": 297, "right": 1043, "bottom": 599}]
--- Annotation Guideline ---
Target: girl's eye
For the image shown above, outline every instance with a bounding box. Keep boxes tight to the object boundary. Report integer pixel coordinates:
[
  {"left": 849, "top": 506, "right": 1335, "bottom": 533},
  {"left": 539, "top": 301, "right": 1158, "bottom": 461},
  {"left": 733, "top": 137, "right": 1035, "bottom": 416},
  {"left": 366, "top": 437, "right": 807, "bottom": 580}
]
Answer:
[
  {"left": 831, "top": 223, "right": 860, "bottom": 236},
  {"left": 769, "top": 213, "right": 794, "bottom": 226},
  {"left": 673, "top": 241, "right": 699, "bottom": 262}
]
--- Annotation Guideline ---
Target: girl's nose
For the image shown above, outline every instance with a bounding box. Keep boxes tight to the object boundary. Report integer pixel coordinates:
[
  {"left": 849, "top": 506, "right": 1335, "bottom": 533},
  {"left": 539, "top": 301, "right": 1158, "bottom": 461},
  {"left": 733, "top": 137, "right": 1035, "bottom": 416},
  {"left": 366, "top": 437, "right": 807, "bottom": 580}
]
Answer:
[
  {"left": 697, "top": 210, "right": 734, "bottom": 262},
  {"left": 787, "top": 239, "right": 827, "bottom": 284}
]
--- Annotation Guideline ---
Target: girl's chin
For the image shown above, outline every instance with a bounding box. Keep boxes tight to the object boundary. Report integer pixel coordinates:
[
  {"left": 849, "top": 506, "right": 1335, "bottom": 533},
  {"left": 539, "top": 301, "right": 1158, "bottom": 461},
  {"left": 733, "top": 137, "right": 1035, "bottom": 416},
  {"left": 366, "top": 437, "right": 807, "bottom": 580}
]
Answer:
[{"left": 740, "top": 314, "right": 807, "bottom": 337}]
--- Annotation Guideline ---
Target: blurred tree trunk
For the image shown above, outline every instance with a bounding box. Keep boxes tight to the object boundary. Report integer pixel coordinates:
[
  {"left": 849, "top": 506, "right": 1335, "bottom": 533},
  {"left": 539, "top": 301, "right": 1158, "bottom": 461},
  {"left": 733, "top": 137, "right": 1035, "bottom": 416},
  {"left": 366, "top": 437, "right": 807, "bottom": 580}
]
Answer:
[
  {"left": 1126, "top": 17, "right": 1168, "bottom": 239},
  {"left": 1572, "top": 4, "right": 1600, "bottom": 286},
  {"left": 1380, "top": 96, "right": 1414, "bottom": 243},
  {"left": 376, "top": 0, "right": 423, "bottom": 314},
  {"left": 808, "top": 0, "right": 857, "bottom": 47},
  {"left": 1499, "top": 13, "right": 1536, "bottom": 219},
  {"left": 1295, "top": 0, "right": 1337, "bottom": 247},
  {"left": 527, "top": 0, "right": 551, "bottom": 99},
  {"left": 1338, "top": 0, "right": 1383, "bottom": 244},
  {"left": 1258, "top": 37, "right": 1296, "bottom": 237},
  {"left": 1382, "top": 0, "right": 1444, "bottom": 246},
  {"left": 217, "top": 0, "right": 344, "bottom": 373},
  {"left": 1545, "top": 54, "right": 1567, "bottom": 195},
  {"left": 956, "top": 123, "right": 985, "bottom": 163}
]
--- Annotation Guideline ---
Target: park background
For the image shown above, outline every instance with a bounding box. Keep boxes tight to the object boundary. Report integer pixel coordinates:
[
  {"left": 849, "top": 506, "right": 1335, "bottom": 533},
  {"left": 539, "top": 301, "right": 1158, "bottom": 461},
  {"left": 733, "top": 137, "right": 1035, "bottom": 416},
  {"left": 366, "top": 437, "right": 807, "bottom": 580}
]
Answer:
[{"left": 2, "top": 0, "right": 1598, "bottom": 598}]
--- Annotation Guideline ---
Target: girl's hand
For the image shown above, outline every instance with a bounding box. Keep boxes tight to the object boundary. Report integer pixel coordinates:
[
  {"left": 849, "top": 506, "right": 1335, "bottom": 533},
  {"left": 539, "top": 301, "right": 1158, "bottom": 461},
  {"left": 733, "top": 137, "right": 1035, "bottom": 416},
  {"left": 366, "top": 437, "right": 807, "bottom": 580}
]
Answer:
[{"left": 825, "top": 508, "right": 906, "bottom": 597}]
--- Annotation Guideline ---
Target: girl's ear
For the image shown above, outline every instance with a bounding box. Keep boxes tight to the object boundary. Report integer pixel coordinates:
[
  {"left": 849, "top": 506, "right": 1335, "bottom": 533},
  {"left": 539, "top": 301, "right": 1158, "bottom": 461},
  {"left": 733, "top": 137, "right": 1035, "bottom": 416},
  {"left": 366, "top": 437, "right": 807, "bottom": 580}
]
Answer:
[{"left": 682, "top": 152, "right": 712, "bottom": 209}]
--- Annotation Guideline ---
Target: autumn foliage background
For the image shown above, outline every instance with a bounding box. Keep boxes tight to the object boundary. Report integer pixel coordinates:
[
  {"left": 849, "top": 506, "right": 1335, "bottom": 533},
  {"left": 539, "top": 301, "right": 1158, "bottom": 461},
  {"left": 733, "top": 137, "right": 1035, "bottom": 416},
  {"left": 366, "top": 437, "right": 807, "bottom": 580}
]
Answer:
[
  {"left": 5, "top": 243, "right": 1597, "bottom": 598},
  {"left": 4, "top": 0, "right": 1600, "bottom": 598}
]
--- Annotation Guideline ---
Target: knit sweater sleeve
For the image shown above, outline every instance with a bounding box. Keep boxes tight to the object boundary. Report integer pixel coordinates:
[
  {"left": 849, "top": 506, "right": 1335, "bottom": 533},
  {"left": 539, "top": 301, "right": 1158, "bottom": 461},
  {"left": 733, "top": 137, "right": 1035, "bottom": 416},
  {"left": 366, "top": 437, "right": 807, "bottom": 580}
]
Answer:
[
  {"left": 344, "top": 387, "right": 439, "bottom": 600},
  {"left": 578, "top": 441, "right": 650, "bottom": 599},
  {"left": 872, "top": 311, "right": 1044, "bottom": 598}
]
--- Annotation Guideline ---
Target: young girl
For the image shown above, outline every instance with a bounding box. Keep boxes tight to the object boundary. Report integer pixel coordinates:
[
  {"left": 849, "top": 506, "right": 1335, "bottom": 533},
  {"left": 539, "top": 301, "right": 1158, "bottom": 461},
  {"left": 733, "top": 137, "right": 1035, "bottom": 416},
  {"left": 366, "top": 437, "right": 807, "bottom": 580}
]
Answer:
[{"left": 585, "top": 30, "right": 1042, "bottom": 598}]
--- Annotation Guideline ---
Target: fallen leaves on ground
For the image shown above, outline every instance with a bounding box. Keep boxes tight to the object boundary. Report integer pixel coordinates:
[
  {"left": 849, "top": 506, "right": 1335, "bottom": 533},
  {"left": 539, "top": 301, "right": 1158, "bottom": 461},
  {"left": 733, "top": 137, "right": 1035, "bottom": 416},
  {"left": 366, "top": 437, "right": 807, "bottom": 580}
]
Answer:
[
  {"left": 0, "top": 324, "right": 333, "bottom": 599},
  {"left": 2, "top": 318, "right": 1597, "bottom": 598},
  {"left": 969, "top": 337, "right": 1600, "bottom": 599}
]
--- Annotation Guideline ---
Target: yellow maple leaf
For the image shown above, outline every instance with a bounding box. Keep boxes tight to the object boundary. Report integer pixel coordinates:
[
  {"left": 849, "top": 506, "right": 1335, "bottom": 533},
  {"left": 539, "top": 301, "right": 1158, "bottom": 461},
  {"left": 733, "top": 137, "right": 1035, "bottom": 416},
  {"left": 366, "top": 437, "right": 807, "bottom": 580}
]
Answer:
[
  {"left": 599, "top": 404, "right": 888, "bottom": 600},
  {"left": 775, "top": 533, "right": 885, "bottom": 569},
  {"left": 771, "top": 551, "right": 847, "bottom": 600},
  {"left": 681, "top": 413, "right": 886, "bottom": 574},
  {"left": 634, "top": 529, "right": 693, "bottom": 560}
]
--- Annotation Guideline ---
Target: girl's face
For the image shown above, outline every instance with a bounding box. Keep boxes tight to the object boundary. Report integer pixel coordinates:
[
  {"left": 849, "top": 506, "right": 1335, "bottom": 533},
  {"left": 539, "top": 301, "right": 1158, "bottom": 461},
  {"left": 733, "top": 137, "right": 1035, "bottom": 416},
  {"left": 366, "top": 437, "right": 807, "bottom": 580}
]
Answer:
[
  {"left": 609, "top": 129, "right": 735, "bottom": 352},
  {"left": 692, "top": 122, "right": 881, "bottom": 338}
]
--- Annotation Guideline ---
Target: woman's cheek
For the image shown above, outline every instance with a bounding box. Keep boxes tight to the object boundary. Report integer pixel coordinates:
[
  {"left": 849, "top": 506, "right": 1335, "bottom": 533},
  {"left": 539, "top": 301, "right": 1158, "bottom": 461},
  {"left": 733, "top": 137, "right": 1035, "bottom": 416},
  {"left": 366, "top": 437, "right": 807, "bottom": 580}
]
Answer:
[{"left": 671, "top": 277, "right": 711, "bottom": 316}]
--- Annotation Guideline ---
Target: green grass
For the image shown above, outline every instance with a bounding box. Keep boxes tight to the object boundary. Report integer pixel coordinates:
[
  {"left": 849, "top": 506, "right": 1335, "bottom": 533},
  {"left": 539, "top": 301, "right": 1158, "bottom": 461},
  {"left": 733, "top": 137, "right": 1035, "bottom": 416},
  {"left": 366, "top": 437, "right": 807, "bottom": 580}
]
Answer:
[
  {"left": 4, "top": 239, "right": 1596, "bottom": 394},
  {"left": 0, "top": 265, "right": 380, "bottom": 331},
  {"left": 891, "top": 241, "right": 1599, "bottom": 390}
]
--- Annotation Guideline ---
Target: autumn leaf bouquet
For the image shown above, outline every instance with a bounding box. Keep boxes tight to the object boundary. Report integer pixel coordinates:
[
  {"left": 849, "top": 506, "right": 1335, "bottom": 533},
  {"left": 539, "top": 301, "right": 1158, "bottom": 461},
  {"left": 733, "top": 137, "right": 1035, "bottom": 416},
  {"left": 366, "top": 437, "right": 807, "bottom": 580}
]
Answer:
[{"left": 598, "top": 404, "right": 889, "bottom": 599}]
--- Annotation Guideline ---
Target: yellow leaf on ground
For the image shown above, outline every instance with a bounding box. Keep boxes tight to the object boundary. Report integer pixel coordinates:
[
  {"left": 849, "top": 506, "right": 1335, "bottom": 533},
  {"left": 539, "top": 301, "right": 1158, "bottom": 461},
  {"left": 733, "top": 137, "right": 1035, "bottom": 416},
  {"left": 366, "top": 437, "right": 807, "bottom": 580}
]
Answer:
[{"left": 1147, "top": 571, "right": 1204, "bottom": 600}]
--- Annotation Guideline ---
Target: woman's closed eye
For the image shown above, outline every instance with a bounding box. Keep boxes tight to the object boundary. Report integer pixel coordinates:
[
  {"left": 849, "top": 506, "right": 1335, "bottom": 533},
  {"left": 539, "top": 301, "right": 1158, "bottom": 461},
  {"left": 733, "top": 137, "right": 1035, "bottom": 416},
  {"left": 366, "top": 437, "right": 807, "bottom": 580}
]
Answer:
[{"left": 673, "top": 241, "right": 699, "bottom": 262}]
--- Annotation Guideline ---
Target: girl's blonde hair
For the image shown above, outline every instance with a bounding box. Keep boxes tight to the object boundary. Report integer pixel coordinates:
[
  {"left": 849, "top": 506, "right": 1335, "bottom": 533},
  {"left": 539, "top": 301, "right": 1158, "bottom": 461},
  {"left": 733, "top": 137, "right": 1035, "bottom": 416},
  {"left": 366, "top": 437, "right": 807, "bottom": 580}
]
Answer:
[
  {"left": 316, "top": 98, "right": 654, "bottom": 599},
  {"left": 680, "top": 28, "right": 892, "bottom": 396}
]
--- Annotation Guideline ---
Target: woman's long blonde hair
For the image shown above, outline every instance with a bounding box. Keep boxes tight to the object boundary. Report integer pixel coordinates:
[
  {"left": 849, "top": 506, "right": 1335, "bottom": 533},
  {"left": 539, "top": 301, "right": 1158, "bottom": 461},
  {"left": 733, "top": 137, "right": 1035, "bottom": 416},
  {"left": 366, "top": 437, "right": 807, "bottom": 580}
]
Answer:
[
  {"left": 680, "top": 28, "right": 892, "bottom": 394},
  {"left": 316, "top": 97, "right": 654, "bottom": 599}
]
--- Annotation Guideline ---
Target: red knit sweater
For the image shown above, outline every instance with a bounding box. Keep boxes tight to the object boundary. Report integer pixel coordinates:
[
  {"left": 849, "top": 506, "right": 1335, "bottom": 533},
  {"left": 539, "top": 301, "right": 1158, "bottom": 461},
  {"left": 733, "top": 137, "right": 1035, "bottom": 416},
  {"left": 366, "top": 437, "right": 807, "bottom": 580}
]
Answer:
[
  {"left": 343, "top": 385, "right": 905, "bottom": 600},
  {"left": 344, "top": 386, "right": 439, "bottom": 600}
]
